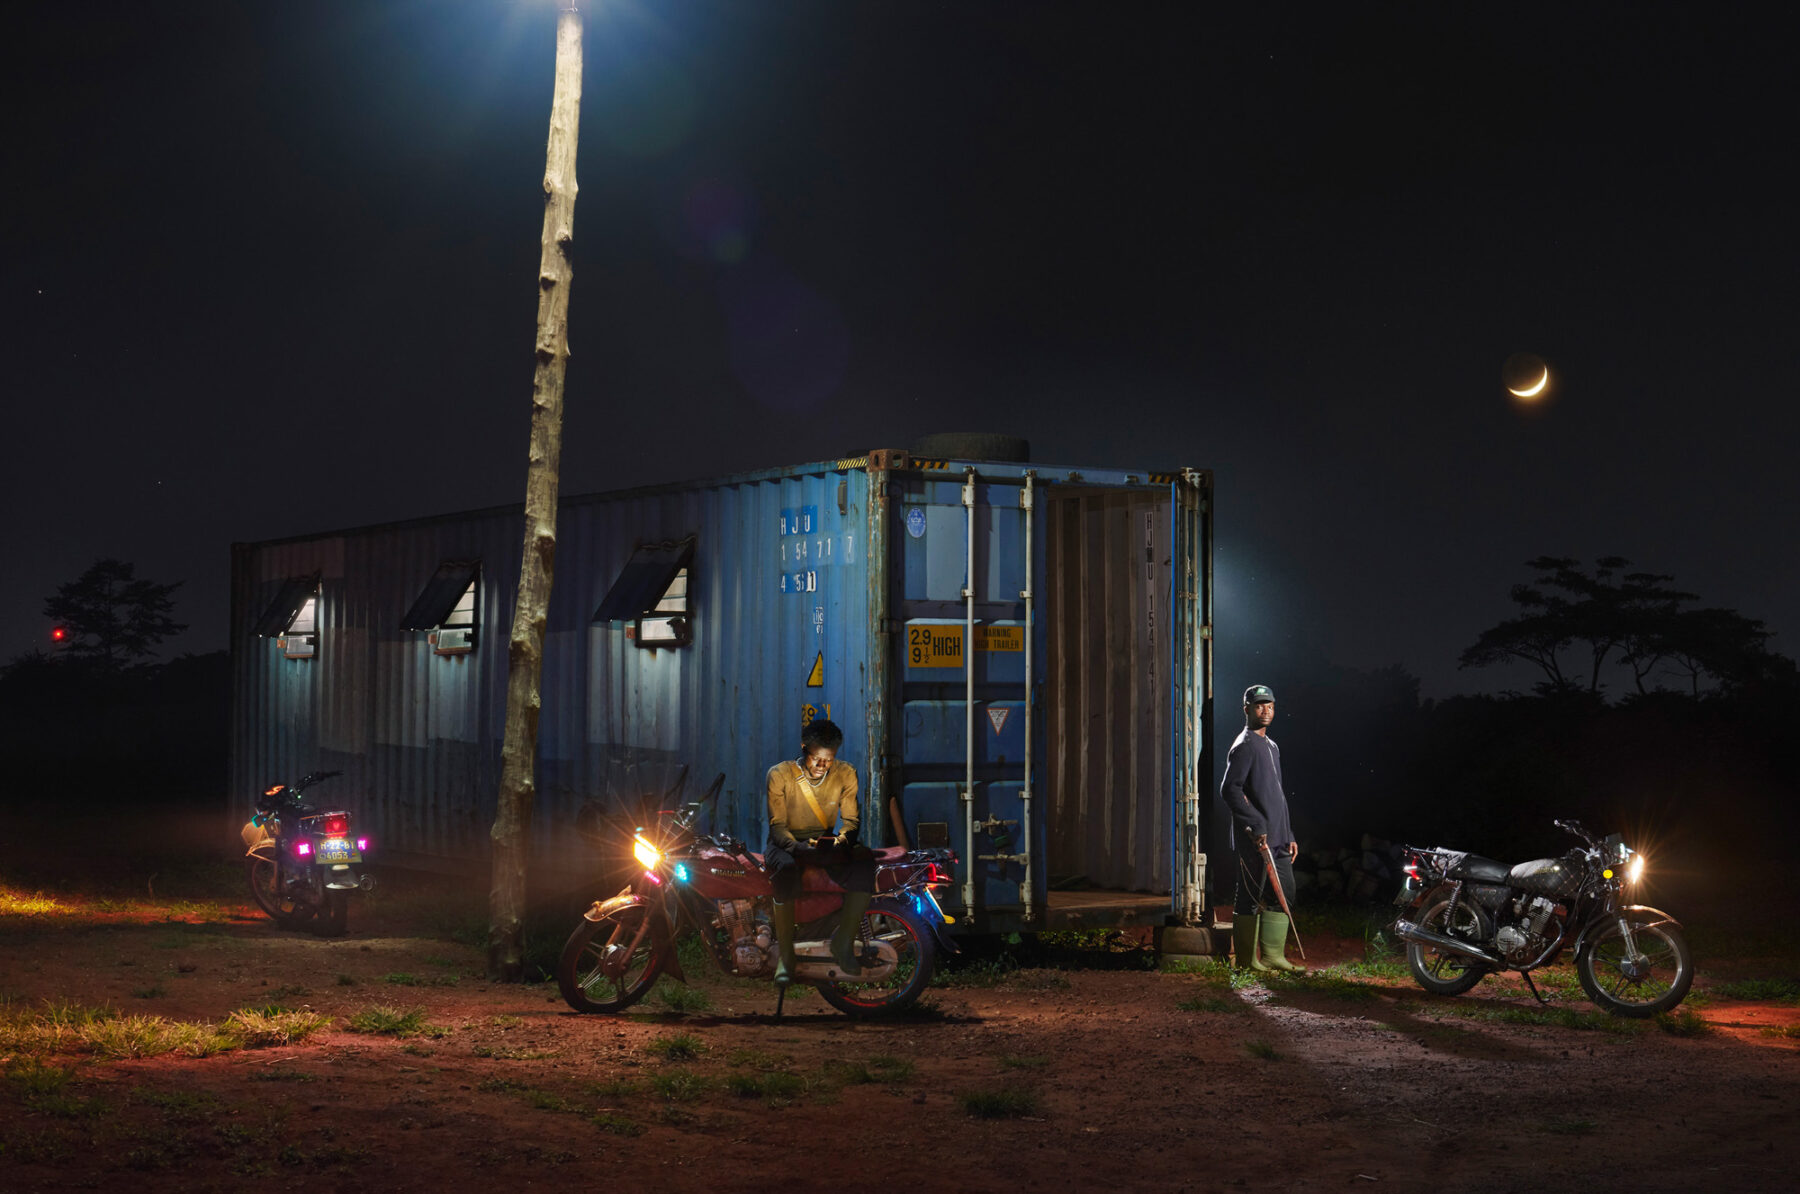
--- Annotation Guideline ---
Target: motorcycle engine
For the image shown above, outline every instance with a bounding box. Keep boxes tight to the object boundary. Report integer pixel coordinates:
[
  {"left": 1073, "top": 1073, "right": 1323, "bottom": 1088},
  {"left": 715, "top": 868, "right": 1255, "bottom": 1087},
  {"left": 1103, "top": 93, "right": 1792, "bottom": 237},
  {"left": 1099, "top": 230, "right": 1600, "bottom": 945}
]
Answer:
[
  {"left": 716, "top": 898, "right": 775, "bottom": 978},
  {"left": 1495, "top": 895, "right": 1560, "bottom": 964}
]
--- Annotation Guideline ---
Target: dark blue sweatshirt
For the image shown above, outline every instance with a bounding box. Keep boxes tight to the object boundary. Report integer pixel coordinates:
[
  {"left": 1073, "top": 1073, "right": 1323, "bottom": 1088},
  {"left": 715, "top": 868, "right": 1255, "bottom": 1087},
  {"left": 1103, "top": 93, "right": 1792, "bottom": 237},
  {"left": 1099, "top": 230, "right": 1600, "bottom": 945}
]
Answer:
[{"left": 1219, "top": 728, "right": 1293, "bottom": 847}]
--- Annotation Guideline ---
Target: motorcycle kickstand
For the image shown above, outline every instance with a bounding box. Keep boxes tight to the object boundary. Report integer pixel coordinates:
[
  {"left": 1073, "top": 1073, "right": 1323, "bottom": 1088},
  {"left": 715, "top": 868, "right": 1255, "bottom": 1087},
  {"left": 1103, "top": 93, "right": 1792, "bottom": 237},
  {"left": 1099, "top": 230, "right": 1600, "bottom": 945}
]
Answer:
[
  {"left": 1520, "top": 969, "right": 1551, "bottom": 1006},
  {"left": 774, "top": 986, "right": 786, "bottom": 1020}
]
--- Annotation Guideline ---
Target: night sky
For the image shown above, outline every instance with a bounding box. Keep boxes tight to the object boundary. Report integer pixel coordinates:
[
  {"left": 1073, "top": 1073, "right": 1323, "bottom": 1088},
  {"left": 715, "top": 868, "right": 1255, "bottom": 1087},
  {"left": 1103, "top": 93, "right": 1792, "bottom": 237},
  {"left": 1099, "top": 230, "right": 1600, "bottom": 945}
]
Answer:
[{"left": 6, "top": 1, "right": 1795, "bottom": 699}]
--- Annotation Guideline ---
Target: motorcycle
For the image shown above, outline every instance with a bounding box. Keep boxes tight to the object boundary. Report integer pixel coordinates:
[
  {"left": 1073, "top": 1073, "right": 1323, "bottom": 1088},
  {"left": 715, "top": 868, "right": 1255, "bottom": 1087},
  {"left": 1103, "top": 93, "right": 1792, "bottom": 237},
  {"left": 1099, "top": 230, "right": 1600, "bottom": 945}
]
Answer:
[
  {"left": 241, "top": 769, "right": 375, "bottom": 937},
  {"left": 556, "top": 775, "right": 958, "bottom": 1019},
  {"left": 1392, "top": 818, "right": 1691, "bottom": 1017}
]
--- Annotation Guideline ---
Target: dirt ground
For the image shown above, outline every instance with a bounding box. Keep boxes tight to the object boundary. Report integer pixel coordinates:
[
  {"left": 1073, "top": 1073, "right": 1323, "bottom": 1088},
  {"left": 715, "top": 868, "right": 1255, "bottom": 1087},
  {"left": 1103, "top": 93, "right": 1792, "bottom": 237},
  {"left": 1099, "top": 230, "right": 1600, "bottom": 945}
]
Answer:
[{"left": 4, "top": 820, "right": 1799, "bottom": 1193}]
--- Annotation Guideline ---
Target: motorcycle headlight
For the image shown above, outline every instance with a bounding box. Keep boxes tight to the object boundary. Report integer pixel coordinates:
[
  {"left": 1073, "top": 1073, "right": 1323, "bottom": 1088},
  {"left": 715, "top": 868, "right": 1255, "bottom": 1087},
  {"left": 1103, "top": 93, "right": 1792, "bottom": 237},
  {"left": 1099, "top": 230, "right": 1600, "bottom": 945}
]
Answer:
[
  {"left": 1627, "top": 854, "right": 1645, "bottom": 884},
  {"left": 632, "top": 834, "right": 662, "bottom": 871}
]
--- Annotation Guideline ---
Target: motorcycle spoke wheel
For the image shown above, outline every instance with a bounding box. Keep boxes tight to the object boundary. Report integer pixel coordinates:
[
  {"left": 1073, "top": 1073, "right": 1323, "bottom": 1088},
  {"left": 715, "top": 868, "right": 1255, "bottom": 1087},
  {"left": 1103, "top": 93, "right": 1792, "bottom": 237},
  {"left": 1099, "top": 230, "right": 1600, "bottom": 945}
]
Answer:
[
  {"left": 558, "top": 906, "right": 662, "bottom": 1014},
  {"left": 246, "top": 856, "right": 312, "bottom": 928},
  {"left": 1406, "top": 897, "right": 1490, "bottom": 997},
  {"left": 817, "top": 904, "right": 935, "bottom": 1020},
  {"left": 1577, "top": 918, "right": 1692, "bottom": 1018}
]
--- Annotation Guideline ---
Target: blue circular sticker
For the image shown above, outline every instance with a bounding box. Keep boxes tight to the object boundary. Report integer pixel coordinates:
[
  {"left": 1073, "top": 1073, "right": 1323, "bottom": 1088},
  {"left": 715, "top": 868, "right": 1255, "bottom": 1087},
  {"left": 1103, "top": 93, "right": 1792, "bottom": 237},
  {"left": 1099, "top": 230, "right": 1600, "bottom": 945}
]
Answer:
[{"left": 906, "top": 507, "right": 927, "bottom": 539}]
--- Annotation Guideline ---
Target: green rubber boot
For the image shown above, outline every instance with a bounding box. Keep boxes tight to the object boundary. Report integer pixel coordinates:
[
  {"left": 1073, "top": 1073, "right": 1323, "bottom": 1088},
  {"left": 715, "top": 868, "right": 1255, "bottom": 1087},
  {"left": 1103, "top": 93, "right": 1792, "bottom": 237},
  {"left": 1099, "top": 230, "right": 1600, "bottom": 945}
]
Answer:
[
  {"left": 772, "top": 900, "right": 798, "bottom": 987},
  {"left": 830, "top": 891, "right": 873, "bottom": 976},
  {"left": 1259, "top": 910, "right": 1306, "bottom": 973},
  {"left": 1233, "top": 914, "right": 1270, "bottom": 971}
]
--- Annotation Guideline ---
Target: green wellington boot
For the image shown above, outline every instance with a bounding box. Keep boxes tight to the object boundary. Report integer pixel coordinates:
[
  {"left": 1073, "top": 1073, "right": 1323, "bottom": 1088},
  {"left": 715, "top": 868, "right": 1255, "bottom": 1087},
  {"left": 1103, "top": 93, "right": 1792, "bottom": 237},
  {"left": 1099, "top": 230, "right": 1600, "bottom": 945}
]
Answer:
[
  {"left": 1233, "top": 914, "right": 1270, "bottom": 971},
  {"left": 830, "top": 891, "right": 873, "bottom": 976},
  {"left": 772, "top": 900, "right": 798, "bottom": 986},
  {"left": 1258, "top": 910, "right": 1306, "bottom": 973}
]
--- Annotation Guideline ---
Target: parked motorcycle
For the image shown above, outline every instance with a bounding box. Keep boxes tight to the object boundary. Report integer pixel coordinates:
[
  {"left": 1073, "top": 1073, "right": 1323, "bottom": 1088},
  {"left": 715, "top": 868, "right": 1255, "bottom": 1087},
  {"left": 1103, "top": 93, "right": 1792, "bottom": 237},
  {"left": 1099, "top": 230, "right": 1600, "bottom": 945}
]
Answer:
[
  {"left": 1392, "top": 819, "right": 1691, "bottom": 1017},
  {"left": 241, "top": 770, "right": 375, "bottom": 937},
  {"left": 557, "top": 776, "right": 957, "bottom": 1019}
]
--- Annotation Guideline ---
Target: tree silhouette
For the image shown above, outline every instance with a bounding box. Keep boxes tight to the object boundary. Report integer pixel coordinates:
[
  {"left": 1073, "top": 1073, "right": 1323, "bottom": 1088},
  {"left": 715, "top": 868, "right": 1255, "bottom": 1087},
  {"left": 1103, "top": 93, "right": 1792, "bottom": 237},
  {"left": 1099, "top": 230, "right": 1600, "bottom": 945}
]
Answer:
[
  {"left": 1460, "top": 556, "right": 1785, "bottom": 698},
  {"left": 43, "top": 559, "right": 187, "bottom": 669}
]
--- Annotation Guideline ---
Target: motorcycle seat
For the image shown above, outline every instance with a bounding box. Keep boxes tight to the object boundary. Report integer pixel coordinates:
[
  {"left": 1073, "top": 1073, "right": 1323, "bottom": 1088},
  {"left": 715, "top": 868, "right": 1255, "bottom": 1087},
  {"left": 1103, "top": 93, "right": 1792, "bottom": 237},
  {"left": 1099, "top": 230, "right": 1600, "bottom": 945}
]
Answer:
[{"left": 1446, "top": 854, "right": 1511, "bottom": 884}]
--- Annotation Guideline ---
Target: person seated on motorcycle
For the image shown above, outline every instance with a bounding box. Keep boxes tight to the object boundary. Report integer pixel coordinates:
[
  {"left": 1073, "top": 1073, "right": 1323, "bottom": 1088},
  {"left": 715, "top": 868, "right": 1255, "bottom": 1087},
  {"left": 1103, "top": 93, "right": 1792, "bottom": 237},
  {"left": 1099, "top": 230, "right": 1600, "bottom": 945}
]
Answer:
[{"left": 764, "top": 718, "right": 875, "bottom": 985}]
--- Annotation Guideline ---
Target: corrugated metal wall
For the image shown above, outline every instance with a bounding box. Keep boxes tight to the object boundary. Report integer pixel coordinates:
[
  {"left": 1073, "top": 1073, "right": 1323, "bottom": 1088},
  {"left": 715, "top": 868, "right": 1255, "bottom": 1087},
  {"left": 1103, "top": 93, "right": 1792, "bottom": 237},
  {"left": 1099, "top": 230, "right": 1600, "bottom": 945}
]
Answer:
[
  {"left": 230, "top": 465, "right": 873, "bottom": 877},
  {"left": 1044, "top": 489, "right": 1172, "bottom": 893}
]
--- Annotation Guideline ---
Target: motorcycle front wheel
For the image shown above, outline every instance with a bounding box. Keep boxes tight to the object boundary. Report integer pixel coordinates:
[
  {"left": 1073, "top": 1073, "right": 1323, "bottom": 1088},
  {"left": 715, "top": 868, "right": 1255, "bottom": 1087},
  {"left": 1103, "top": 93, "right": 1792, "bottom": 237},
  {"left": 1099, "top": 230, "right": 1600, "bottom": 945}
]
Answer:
[
  {"left": 246, "top": 856, "right": 313, "bottom": 928},
  {"left": 1406, "top": 896, "right": 1492, "bottom": 996},
  {"left": 817, "top": 901, "right": 936, "bottom": 1019},
  {"left": 1576, "top": 914, "right": 1693, "bottom": 1017},
  {"left": 558, "top": 904, "right": 664, "bottom": 1014}
]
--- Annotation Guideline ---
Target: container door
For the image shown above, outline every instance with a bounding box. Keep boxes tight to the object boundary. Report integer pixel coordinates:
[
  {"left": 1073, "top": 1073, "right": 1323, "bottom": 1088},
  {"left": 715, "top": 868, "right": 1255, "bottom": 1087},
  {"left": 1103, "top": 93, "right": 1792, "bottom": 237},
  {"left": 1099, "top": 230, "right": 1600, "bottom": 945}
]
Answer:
[
  {"left": 1168, "top": 471, "right": 1212, "bottom": 924},
  {"left": 891, "top": 468, "right": 1042, "bottom": 922}
]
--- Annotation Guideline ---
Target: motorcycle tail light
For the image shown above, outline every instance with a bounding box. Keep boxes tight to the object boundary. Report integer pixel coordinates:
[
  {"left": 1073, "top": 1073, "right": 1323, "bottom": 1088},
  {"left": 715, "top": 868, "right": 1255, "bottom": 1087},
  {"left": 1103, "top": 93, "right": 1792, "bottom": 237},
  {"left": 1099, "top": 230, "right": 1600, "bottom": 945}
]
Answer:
[
  {"left": 356, "top": 837, "right": 369, "bottom": 852},
  {"left": 323, "top": 815, "right": 349, "bottom": 836},
  {"left": 1404, "top": 861, "right": 1422, "bottom": 881},
  {"left": 295, "top": 840, "right": 312, "bottom": 857}
]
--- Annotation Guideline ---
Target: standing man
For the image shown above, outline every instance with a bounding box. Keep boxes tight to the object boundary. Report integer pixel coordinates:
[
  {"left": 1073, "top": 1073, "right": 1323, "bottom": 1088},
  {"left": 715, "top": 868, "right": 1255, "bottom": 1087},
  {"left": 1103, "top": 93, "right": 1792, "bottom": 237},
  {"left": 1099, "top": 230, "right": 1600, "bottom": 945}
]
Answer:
[
  {"left": 764, "top": 718, "right": 875, "bottom": 985},
  {"left": 1220, "top": 684, "right": 1305, "bottom": 972}
]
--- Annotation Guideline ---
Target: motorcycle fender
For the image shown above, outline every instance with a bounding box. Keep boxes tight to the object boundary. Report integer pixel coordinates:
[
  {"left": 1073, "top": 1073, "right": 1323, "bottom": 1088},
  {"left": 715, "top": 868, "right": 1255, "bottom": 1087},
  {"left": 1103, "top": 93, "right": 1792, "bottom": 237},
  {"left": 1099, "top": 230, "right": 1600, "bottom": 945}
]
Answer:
[
  {"left": 1574, "top": 904, "right": 1682, "bottom": 955},
  {"left": 884, "top": 893, "right": 959, "bottom": 956},
  {"left": 582, "top": 892, "right": 685, "bottom": 983}
]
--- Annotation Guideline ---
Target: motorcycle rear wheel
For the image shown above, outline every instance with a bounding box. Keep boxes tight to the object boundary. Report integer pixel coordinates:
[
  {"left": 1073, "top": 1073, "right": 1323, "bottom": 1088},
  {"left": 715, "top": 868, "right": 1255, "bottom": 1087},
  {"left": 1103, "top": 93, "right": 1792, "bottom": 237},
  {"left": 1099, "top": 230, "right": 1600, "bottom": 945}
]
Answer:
[
  {"left": 558, "top": 905, "right": 663, "bottom": 1014},
  {"left": 1576, "top": 915, "right": 1692, "bottom": 1017},
  {"left": 246, "top": 856, "right": 314, "bottom": 929},
  {"left": 817, "top": 901, "right": 935, "bottom": 1019},
  {"left": 1406, "top": 896, "right": 1491, "bottom": 996}
]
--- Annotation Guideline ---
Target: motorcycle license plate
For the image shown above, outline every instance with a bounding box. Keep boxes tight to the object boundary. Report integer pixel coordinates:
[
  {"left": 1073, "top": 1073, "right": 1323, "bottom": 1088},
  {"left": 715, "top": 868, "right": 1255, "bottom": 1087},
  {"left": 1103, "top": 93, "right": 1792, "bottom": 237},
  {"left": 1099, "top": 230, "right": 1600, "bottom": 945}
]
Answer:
[{"left": 318, "top": 838, "right": 359, "bottom": 865}]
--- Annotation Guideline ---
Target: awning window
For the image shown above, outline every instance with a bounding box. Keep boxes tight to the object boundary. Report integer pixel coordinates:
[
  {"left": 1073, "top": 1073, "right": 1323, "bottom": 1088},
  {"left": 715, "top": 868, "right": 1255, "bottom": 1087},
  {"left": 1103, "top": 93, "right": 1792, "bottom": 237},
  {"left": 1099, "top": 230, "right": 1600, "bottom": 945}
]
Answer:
[
  {"left": 251, "top": 572, "right": 322, "bottom": 638},
  {"left": 593, "top": 539, "right": 695, "bottom": 623},
  {"left": 400, "top": 560, "right": 481, "bottom": 631}
]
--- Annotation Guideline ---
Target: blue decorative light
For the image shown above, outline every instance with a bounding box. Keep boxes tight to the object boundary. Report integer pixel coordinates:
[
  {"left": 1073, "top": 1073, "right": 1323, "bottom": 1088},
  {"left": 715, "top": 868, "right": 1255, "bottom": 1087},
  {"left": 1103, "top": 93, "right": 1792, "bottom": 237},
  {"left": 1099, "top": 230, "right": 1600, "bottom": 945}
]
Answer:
[{"left": 673, "top": 862, "right": 690, "bottom": 883}]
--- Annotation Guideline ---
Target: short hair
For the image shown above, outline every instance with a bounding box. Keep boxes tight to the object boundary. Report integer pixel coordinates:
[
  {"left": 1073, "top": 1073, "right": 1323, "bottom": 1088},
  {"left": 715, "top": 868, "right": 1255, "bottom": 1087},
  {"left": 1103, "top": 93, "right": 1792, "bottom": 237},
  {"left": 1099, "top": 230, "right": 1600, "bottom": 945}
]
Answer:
[{"left": 801, "top": 718, "right": 844, "bottom": 754}]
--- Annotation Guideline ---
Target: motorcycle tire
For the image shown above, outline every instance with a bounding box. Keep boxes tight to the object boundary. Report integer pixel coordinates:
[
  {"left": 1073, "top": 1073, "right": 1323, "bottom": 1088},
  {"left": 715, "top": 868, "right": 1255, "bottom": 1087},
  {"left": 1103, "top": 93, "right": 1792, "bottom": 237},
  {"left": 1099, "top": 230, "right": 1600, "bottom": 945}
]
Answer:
[
  {"left": 1575, "top": 913, "right": 1693, "bottom": 1018},
  {"left": 246, "top": 855, "right": 314, "bottom": 929},
  {"left": 816, "top": 900, "right": 936, "bottom": 1019},
  {"left": 558, "top": 904, "right": 664, "bottom": 1014},
  {"left": 1405, "top": 895, "right": 1492, "bottom": 997},
  {"left": 313, "top": 889, "right": 348, "bottom": 938}
]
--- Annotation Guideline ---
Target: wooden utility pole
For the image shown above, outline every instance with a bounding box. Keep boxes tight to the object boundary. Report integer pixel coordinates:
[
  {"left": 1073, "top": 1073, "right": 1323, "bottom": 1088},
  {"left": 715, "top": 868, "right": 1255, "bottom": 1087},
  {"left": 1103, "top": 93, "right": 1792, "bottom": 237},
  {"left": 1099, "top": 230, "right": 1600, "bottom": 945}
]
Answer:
[{"left": 489, "top": 2, "right": 584, "bottom": 981}]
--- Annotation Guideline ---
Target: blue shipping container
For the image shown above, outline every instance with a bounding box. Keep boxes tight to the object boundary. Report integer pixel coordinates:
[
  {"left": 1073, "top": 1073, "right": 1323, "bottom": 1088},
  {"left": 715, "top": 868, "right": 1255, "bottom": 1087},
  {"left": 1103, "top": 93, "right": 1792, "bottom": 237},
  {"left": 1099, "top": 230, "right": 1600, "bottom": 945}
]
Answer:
[{"left": 229, "top": 450, "right": 1214, "bottom": 932}]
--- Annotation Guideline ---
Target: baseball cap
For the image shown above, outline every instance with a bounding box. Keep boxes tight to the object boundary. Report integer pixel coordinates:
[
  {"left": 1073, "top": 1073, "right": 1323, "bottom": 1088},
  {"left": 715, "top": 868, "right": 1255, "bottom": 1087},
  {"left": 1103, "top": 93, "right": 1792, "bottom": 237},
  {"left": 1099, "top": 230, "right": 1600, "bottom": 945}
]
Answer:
[{"left": 1243, "top": 684, "right": 1275, "bottom": 705}]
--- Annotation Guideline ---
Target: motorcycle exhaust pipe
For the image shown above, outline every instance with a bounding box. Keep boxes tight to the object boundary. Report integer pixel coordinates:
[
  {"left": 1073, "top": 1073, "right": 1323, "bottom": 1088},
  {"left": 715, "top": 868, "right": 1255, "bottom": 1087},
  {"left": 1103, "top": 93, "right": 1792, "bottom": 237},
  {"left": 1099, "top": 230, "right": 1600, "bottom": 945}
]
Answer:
[{"left": 1393, "top": 918, "right": 1504, "bottom": 967}]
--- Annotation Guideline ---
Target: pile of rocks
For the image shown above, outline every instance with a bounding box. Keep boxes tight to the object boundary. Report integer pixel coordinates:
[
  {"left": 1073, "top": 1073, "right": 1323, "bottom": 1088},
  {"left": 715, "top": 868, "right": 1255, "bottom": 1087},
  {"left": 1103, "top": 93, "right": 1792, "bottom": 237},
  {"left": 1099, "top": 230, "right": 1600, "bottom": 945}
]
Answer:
[{"left": 1290, "top": 834, "right": 1403, "bottom": 903}]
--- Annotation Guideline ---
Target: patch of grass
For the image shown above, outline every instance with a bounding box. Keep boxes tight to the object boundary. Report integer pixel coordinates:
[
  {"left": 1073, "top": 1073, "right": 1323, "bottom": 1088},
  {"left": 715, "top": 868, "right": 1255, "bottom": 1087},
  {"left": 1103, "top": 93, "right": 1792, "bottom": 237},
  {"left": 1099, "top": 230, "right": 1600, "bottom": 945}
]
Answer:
[
  {"left": 489, "top": 1014, "right": 524, "bottom": 1029},
  {"left": 1331, "top": 956, "right": 1411, "bottom": 982},
  {"left": 727, "top": 1070, "right": 807, "bottom": 1101},
  {"left": 83, "top": 1015, "right": 238, "bottom": 1059},
  {"left": 591, "top": 1112, "right": 645, "bottom": 1136},
  {"left": 130, "top": 984, "right": 168, "bottom": 999},
  {"left": 1245, "top": 1038, "right": 1281, "bottom": 1060},
  {"left": 645, "top": 1032, "right": 708, "bottom": 1061},
  {"left": 1265, "top": 971, "right": 1379, "bottom": 1002},
  {"left": 381, "top": 972, "right": 458, "bottom": 988},
  {"left": 135, "top": 1087, "right": 223, "bottom": 1122},
  {"left": 1004, "top": 968, "right": 1072, "bottom": 991},
  {"left": 1757, "top": 1023, "right": 1800, "bottom": 1040},
  {"left": 726, "top": 1047, "right": 792, "bottom": 1070},
  {"left": 999, "top": 1053, "right": 1050, "bottom": 1070},
  {"left": 266, "top": 984, "right": 312, "bottom": 1000},
  {"left": 248, "top": 1067, "right": 315, "bottom": 1082},
  {"left": 647, "top": 1068, "right": 710, "bottom": 1103},
  {"left": 344, "top": 1006, "right": 449, "bottom": 1038},
  {"left": 226, "top": 1007, "right": 331, "bottom": 1047},
  {"left": 1656, "top": 1009, "right": 1712, "bottom": 1037},
  {"left": 959, "top": 1086, "right": 1038, "bottom": 1118},
  {"left": 587, "top": 1077, "right": 644, "bottom": 1101},
  {"left": 398, "top": 1043, "right": 436, "bottom": 1057},
  {"left": 823, "top": 1054, "right": 914, "bottom": 1085},
  {"left": 1544, "top": 1118, "right": 1598, "bottom": 1136},
  {"left": 5, "top": 1055, "right": 73, "bottom": 1094},
  {"left": 473, "top": 1044, "right": 559, "bottom": 1060},
  {"left": 654, "top": 982, "right": 713, "bottom": 1014},
  {"left": 0, "top": 1128, "right": 72, "bottom": 1164},
  {"left": 1177, "top": 994, "right": 1243, "bottom": 1014},
  {"left": 1436, "top": 1003, "right": 1646, "bottom": 1035},
  {"left": 934, "top": 956, "right": 1017, "bottom": 988},
  {"left": 335, "top": 974, "right": 358, "bottom": 987},
  {"left": 0, "top": 887, "right": 65, "bottom": 916},
  {"left": 1713, "top": 978, "right": 1800, "bottom": 1003}
]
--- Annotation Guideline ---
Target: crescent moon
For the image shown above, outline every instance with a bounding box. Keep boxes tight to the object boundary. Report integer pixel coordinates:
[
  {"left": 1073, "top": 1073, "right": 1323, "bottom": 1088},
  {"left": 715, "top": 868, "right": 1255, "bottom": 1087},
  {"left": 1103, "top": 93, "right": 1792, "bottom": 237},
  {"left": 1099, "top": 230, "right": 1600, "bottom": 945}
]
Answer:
[{"left": 1508, "top": 367, "right": 1549, "bottom": 398}]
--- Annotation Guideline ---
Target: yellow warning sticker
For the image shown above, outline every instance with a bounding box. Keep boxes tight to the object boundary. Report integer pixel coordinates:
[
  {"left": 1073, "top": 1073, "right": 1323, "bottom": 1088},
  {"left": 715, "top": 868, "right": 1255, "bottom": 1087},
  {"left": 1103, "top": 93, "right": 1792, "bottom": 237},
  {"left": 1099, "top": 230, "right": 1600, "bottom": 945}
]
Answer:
[
  {"left": 906, "top": 625, "right": 1024, "bottom": 667},
  {"left": 806, "top": 652, "right": 824, "bottom": 687}
]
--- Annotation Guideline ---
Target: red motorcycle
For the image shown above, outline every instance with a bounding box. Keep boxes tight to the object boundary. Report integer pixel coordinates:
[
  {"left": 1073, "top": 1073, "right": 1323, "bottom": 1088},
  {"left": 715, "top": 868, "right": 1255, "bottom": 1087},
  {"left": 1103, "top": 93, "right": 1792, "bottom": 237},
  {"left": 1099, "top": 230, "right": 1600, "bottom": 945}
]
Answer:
[{"left": 557, "top": 777, "right": 957, "bottom": 1019}]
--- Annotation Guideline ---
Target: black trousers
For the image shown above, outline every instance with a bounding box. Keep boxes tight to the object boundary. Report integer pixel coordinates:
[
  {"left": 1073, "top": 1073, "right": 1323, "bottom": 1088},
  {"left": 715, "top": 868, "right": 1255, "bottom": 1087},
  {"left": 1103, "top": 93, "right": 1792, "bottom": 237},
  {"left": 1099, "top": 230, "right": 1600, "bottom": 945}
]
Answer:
[
  {"left": 1234, "top": 839, "right": 1297, "bottom": 916},
  {"left": 764, "top": 840, "right": 875, "bottom": 902}
]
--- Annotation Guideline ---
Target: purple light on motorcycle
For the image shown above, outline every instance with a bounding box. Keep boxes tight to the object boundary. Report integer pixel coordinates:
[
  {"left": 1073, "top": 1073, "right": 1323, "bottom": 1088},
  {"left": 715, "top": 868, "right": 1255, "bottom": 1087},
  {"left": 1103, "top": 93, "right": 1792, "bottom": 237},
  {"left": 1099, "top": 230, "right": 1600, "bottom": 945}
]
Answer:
[
  {"left": 295, "top": 840, "right": 311, "bottom": 857},
  {"left": 356, "top": 837, "right": 368, "bottom": 852}
]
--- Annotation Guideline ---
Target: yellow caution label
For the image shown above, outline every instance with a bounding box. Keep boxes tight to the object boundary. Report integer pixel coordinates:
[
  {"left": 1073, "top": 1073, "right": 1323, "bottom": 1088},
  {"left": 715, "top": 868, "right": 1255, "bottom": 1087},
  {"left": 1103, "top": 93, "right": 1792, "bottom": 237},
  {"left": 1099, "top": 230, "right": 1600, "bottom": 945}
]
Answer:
[
  {"left": 806, "top": 652, "right": 824, "bottom": 687},
  {"left": 906, "top": 624, "right": 1023, "bottom": 667}
]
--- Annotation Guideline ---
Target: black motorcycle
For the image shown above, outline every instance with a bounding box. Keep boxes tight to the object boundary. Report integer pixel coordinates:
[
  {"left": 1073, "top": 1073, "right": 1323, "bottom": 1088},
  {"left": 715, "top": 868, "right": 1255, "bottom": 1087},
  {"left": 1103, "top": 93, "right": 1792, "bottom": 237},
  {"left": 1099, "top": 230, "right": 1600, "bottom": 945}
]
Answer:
[
  {"left": 241, "top": 770, "right": 375, "bottom": 937},
  {"left": 1392, "top": 819, "right": 1692, "bottom": 1017}
]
